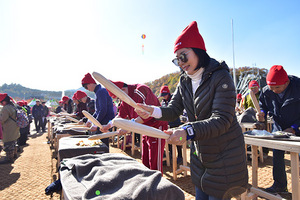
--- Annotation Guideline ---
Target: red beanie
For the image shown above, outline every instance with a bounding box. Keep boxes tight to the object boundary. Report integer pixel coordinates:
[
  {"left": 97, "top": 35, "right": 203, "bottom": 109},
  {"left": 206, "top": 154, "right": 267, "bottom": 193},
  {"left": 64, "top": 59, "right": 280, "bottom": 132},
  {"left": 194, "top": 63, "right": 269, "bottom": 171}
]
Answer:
[
  {"left": 23, "top": 100, "right": 27, "bottom": 106},
  {"left": 62, "top": 96, "right": 69, "bottom": 104},
  {"left": 72, "top": 93, "right": 78, "bottom": 100},
  {"left": 236, "top": 93, "right": 242, "bottom": 100},
  {"left": 174, "top": 21, "right": 206, "bottom": 53},
  {"left": 248, "top": 80, "right": 259, "bottom": 88},
  {"left": 107, "top": 81, "right": 125, "bottom": 99},
  {"left": 82, "top": 73, "right": 96, "bottom": 85},
  {"left": 0, "top": 93, "right": 7, "bottom": 102},
  {"left": 17, "top": 101, "right": 24, "bottom": 106},
  {"left": 266, "top": 65, "right": 289, "bottom": 86},
  {"left": 75, "top": 90, "right": 87, "bottom": 100}
]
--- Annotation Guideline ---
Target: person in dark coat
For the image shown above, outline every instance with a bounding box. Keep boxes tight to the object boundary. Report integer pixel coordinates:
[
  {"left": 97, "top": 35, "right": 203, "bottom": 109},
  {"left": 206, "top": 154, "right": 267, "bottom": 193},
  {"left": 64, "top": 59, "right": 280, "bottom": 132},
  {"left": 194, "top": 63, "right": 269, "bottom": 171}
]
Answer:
[
  {"left": 32, "top": 99, "right": 44, "bottom": 133},
  {"left": 72, "top": 90, "right": 88, "bottom": 119},
  {"left": 81, "top": 73, "right": 115, "bottom": 149},
  {"left": 41, "top": 101, "right": 49, "bottom": 132},
  {"left": 136, "top": 21, "right": 248, "bottom": 199},
  {"left": 55, "top": 101, "right": 64, "bottom": 114},
  {"left": 257, "top": 65, "right": 300, "bottom": 194},
  {"left": 62, "top": 96, "right": 73, "bottom": 114}
]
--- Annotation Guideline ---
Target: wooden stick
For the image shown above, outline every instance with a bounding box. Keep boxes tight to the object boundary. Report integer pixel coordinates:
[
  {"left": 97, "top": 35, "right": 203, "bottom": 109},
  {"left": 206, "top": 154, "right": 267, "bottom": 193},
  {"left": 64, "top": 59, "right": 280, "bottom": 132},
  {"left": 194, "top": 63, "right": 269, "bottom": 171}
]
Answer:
[
  {"left": 112, "top": 118, "right": 169, "bottom": 139},
  {"left": 92, "top": 72, "right": 150, "bottom": 114},
  {"left": 82, "top": 110, "right": 103, "bottom": 129},
  {"left": 88, "top": 131, "right": 119, "bottom": 140},
  {"left": 66, "top": 116, "right": 79, "bottom": 123},
  {"left": 249, "top": 90, "right": 261, "bottom": 113}
]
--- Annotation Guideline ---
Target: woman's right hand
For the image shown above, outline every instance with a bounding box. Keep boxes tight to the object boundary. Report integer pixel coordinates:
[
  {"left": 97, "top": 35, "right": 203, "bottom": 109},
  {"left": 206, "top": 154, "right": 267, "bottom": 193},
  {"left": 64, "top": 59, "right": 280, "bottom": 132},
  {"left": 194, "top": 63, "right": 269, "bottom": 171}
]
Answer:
[{"left": 135, "top": 103, "right": 154, "bottom": 119}]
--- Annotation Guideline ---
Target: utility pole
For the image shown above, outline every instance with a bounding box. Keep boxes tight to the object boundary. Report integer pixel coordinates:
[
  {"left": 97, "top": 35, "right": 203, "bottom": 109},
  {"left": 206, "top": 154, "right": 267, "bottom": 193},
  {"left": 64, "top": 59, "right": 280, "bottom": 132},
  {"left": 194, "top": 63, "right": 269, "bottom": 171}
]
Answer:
[{"left": 231, "top": 19, "right": 237, "bottom": 93}]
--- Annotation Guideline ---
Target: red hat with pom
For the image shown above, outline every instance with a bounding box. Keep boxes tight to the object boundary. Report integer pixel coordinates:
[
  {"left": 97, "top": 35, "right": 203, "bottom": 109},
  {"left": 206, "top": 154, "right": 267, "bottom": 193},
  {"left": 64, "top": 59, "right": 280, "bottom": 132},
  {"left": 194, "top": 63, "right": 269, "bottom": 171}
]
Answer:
[{"left": 82, "top": 73, "right": 96, "bottom": 85}]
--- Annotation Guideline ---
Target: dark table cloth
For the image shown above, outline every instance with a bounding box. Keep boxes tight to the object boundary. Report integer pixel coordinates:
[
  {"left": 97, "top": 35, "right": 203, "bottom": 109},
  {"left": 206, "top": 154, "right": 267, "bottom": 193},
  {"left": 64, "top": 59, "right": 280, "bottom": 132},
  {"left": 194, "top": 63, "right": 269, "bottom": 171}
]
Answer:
[
  {"left": 58, "top": 136, "right": 109, "bottom": 163},
  {"left": 60, "top": 153, "right": 185, "bottom": 200}
]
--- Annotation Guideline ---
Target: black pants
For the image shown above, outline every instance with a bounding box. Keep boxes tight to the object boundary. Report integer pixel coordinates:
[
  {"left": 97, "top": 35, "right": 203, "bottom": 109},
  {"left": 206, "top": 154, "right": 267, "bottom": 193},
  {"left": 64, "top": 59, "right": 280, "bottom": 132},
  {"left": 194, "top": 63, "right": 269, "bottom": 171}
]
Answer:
[{"left": 34, "top": 117, "right": 43, "bottom": 132}]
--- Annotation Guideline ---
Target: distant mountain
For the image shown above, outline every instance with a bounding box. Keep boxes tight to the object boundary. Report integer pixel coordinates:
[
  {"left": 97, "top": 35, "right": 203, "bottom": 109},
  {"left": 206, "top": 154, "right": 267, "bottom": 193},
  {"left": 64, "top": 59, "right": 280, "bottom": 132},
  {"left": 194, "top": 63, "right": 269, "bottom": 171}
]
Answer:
[
  {"left": 0, "top": 66, "right": 268, "bottom": 100},
  {"left": 0, "top": 83, "right": 95, "bottom": 101}
]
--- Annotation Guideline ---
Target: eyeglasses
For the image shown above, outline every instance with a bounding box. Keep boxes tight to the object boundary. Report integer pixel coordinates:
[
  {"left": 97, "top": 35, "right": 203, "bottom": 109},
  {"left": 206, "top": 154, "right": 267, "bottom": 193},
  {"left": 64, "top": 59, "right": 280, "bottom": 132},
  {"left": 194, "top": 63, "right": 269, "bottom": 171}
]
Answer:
[{"left": 172, "top": 50, "right": 192, "bottom": 66}]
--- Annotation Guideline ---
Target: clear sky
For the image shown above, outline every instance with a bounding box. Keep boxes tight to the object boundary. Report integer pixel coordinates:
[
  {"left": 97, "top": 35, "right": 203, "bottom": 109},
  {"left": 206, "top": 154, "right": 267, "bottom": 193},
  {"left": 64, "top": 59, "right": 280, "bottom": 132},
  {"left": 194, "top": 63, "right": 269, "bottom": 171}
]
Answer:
[{"left": 1, "top": 0, "right": 299, "bottom": 91}]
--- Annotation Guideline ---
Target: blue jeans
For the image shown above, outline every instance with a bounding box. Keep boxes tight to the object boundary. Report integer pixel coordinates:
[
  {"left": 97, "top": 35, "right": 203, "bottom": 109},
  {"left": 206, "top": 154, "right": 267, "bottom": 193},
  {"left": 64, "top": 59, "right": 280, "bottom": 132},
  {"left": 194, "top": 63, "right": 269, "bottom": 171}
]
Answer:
[
  {"left": 195, "top": 186, "right": 229, "bottom": 200},
  {"left": 272, "top": 149, "right": 287, "bottom": 188}
]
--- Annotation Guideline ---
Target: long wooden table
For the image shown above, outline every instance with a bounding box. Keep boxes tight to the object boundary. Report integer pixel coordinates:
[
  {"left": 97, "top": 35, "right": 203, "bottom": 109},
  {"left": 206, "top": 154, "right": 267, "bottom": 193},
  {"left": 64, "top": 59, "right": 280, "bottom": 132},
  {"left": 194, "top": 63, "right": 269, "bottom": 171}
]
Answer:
[{"left": 244, "top": 136, "right": 300, "bottom": 200}]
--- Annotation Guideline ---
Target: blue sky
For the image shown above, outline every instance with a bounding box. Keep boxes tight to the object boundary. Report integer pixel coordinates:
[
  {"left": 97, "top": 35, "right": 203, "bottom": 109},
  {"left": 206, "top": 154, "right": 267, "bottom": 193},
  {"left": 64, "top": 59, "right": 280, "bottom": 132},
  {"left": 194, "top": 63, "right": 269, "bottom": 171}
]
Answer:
[{"left": 0, "top": 0, "right": 299, "bottom": 91}]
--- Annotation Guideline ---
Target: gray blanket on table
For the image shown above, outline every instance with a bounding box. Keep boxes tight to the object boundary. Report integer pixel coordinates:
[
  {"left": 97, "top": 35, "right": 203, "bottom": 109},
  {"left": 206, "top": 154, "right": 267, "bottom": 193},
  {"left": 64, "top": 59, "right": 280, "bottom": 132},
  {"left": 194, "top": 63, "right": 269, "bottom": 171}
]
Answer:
[{"left": 60, "top": 153, "right": 185, "bottom": 200}]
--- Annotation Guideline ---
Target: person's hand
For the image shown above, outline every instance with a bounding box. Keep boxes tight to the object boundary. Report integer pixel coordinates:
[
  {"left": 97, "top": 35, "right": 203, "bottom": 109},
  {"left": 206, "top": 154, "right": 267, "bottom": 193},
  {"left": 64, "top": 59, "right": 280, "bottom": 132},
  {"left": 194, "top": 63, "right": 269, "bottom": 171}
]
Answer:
[
  {"left": 90, "top": 125, "right": 98, "bottom": 132},
  {"left": 135, "top": 103, "right": 154, "bottom": 119},
  {"left": 165, "top": 128, "right": 187, "bottom": 145},
  {"left": 100, "top": 124, "right": 112, "bottom": 133},
  {"left": 77, "top": 120, "right": 84, "bottom": 125},
  {"left": 85, "top": 121, "right": 92, "bottom": 127},
  {"left": 118, "top": 128, "right": 129, "bottom": 136},
  {"left": 256, "top": 112, "right": 265, "bottom": 122}
]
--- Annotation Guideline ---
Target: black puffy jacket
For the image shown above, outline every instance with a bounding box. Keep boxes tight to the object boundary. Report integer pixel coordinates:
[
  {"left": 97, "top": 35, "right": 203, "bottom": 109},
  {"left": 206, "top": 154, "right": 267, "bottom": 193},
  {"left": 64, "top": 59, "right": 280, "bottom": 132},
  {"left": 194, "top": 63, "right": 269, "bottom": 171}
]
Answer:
[{"left": 159, "top": 58, "right": 248, "bottom": 199}]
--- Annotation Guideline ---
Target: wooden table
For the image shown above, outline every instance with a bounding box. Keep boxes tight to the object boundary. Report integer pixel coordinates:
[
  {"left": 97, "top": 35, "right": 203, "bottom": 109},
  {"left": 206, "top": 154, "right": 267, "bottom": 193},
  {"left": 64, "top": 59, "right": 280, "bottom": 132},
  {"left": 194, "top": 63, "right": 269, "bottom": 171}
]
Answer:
[{"left": 244, "top": 136, "right": 300, "bottom": 200}]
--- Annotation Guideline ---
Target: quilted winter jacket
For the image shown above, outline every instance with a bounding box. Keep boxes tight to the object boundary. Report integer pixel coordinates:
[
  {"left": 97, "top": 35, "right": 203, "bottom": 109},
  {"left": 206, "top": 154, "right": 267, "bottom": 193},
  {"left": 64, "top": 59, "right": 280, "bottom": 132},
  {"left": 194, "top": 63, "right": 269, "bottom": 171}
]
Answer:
[
  {"left": 159, "top": 58, "right": 248, "bottom": 199},
  {"left": 0, "top": 104, "right": 20, "bottom": 143}
]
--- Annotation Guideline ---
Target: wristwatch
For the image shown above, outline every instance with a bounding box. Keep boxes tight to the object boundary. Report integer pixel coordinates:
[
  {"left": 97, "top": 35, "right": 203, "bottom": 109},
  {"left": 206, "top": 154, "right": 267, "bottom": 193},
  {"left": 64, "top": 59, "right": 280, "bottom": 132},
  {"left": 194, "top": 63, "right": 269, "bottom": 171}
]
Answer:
[{"left": 182, "top": 125, "right": 195, "bottom": 140}]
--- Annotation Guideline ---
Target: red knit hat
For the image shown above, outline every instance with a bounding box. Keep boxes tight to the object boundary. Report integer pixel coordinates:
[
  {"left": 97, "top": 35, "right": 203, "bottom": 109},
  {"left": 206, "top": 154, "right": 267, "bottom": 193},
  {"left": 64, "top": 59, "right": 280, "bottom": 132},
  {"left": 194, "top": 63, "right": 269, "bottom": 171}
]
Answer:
[
  {"left": 82, "top": 73, "right": 96, "bottom": 85},
  {"left": 0, "top": 93, "right": 7, "bottom": 102},
  {"left": 72, "top": 93, "right": 78, "bottom": 100},
  {"left": 266, "top": 65, "right": 289, "bottom": 86},
  {"left": 236, "top": 93, "right": 242, "bottom": 100},
  {"left": 75, "top": 90, "right": 87, "bottom": 100},
  {"left": 17, "top": 101, "right": 24, "bottom": 106},
  {"left": 174, "top": 21, "right": 206, "bottom": 53},
  {"left": 107, "top": 81, "right": 125, "bottom": 99},
  {"left": 159, "top": 85, "right": 170, "bottom": 96},
  {"left": 62, "top": 96, "right": 69, "bottom": 104},
  {"left": 248, "top": 80, "right": 259, "bottom": 88}
]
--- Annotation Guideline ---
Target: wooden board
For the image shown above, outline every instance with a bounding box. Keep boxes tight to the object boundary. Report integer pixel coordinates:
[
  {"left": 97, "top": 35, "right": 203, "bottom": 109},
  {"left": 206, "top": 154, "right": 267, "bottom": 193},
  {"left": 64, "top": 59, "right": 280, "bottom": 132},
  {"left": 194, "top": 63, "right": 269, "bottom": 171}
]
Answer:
[
  {"left": 88, "top": 131, "right": 119, "bottom": 140},
  {"left": 82, "top": 110, "right": 103, "bottom": 129},
  {"left": 112, "top": 118, "right": 169, "bottom": 139},
  {"left": 66, "top": 116, "right": 79, "bottom": 123},
  {"left": 249, "top": 90, "right": 260, "bottom": 113},
  {"left": 92, "top": 72, "right": 150, "bottom": 114}
]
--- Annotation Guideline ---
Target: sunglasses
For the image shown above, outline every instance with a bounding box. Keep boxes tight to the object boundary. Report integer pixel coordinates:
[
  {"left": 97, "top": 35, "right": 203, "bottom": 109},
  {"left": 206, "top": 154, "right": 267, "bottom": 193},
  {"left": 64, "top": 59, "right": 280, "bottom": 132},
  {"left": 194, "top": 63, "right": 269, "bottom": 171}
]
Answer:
[{"left": 172, "top": 50, "right": 192, "bottom": 66}]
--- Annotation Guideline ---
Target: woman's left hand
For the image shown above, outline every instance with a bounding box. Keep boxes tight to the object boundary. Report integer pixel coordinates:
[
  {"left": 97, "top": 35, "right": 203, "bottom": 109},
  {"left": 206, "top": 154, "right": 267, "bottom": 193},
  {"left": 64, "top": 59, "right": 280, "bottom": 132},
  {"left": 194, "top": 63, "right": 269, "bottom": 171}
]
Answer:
[{"left": 164, "top": 128, "right": 187, "bottom": 145}]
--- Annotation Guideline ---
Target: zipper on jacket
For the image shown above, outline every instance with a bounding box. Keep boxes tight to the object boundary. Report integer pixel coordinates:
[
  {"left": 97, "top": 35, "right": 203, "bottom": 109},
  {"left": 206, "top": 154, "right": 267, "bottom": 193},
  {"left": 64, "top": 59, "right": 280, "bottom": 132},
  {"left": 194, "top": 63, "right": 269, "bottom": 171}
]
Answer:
[{"left": 200, "top": 167, "right": 207, "bottom": 191}]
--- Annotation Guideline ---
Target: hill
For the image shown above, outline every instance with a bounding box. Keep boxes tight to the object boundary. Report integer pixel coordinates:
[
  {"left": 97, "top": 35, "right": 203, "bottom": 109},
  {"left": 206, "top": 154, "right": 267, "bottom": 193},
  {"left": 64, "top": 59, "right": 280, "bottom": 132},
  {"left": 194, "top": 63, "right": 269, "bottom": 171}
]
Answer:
[{"left": 0, "top": 66, "right": 268, "bottom": 100}]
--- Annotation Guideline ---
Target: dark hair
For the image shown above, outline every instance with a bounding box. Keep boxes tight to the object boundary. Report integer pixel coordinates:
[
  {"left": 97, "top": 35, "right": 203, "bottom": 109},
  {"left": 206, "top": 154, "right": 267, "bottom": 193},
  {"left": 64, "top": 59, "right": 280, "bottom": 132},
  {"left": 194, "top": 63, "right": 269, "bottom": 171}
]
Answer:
[{"left": 192, "top": 48, "right": 210, "bottom": 71}]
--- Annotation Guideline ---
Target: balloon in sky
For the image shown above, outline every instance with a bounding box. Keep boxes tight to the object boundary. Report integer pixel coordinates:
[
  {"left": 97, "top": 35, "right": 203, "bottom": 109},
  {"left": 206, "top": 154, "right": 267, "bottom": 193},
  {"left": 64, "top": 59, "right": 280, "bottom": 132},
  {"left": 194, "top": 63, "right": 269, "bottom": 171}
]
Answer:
[{"left": 141, "top": 34, "right": 146, "bottom": 54}]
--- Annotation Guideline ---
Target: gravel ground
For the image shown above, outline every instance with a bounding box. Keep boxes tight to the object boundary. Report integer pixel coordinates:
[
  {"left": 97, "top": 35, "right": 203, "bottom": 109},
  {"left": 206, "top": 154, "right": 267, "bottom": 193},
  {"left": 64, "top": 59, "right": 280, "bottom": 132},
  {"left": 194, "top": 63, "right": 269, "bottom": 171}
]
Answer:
[{"left": 0, "top": 124, "right": 294, "bottom": 200}]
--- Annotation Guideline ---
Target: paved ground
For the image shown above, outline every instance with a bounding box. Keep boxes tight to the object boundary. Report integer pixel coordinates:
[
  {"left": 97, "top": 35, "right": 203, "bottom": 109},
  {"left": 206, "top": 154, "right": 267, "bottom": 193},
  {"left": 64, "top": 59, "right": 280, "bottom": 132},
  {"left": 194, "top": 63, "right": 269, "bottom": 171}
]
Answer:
[{"left": 0, "top": 124, "right": 294, "bottom": 200}]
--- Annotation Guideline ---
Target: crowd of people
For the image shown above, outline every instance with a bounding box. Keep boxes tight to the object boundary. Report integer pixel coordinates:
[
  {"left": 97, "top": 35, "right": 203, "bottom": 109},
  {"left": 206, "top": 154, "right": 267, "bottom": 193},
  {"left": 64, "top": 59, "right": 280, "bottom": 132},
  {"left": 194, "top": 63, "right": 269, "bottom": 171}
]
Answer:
[{"left": 0, "top": 20, "right": 299, "bottom": 199}]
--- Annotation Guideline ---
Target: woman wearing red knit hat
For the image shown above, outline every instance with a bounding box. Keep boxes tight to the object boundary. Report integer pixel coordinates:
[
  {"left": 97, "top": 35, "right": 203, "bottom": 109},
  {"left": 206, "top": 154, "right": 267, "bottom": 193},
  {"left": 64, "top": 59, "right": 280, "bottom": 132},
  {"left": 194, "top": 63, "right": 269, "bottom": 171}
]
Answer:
[
  {"left": 257, "top": 65, "right": 300, "bottom": 194},
  {"left": 0, "top": 93, "right": 20, "bottom": 164},
  {"left": 136, "top": 21, "right": 248, "bottom": 199}
]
